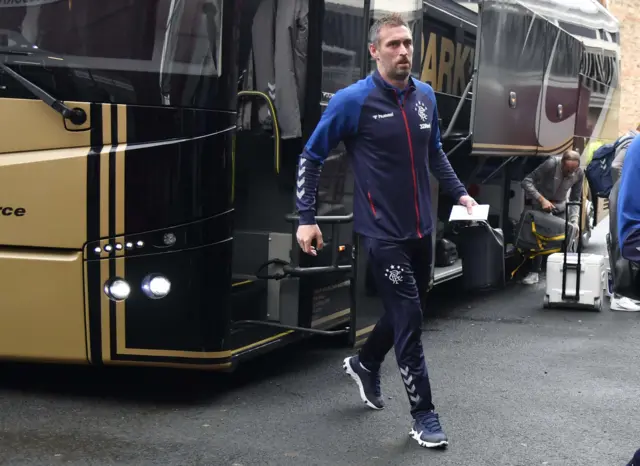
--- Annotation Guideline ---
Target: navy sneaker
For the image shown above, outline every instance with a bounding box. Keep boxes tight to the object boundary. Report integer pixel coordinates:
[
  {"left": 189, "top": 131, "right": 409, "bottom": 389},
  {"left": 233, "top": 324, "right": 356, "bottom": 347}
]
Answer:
[
  {"left": 342, "top": 355, "right": 384, "bottom": 410},
  {"left": 410, "top": 411, "right": 448, "bottom": 448}
]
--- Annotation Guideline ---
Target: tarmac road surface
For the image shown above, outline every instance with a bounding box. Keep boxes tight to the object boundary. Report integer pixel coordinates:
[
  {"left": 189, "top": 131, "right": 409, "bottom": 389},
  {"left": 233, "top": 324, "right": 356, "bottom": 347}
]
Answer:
[{"left": 0, "top": 219, "right": 638, "bottom": 466}]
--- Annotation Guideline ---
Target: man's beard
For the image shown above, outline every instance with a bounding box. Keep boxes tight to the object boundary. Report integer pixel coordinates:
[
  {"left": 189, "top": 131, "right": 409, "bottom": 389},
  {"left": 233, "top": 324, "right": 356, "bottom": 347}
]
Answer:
[{"left": 388, "top": 63, "right": 411, "bottom": 80}]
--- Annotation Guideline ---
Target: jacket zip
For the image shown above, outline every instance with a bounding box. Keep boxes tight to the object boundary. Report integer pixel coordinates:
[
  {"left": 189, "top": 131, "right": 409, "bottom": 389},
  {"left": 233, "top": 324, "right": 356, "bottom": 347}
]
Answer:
[
  {"left": 368, "top": 191, "right": 377, "bottom": 216},
  {"left": 394, "top": 90, "right": 422, "bottom": 238}
]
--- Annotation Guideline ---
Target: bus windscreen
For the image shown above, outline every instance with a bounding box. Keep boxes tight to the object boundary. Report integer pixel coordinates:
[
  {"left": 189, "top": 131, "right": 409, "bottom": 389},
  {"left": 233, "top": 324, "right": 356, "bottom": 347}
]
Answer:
[{"left": 0, "top": 0, "right": 227, "bottom": 108}]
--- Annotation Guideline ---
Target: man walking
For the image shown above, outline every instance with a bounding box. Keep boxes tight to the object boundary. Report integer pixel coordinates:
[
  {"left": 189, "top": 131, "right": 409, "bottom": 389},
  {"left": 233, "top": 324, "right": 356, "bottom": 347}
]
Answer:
[
  {"left": 519, "top": 150, "right": 584, "bottom": 285},
  {"left": 618, "top": 135, "right": 640, "bottom": 264},
  {"left": 295, "top": 13, "right": 476, "bottom": 449},
  {"left": 609, "top": 127, "right": 640, "bottom": 311}
]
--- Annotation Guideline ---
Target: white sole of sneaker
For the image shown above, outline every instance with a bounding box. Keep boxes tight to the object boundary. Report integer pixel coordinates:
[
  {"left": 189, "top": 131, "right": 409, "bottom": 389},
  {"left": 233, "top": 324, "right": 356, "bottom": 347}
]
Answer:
[
  {"left": 409, "top": 428, "right": 448, "bottom": 448},
  {"left": 342, "top": 357, "right": 383, "bottom": 410}
]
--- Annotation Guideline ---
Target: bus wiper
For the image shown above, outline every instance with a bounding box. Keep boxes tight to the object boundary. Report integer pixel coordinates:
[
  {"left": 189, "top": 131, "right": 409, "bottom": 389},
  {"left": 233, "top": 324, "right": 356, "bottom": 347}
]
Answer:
[{"left": 0, "top": 53, "right": 87, "bottom": 126}]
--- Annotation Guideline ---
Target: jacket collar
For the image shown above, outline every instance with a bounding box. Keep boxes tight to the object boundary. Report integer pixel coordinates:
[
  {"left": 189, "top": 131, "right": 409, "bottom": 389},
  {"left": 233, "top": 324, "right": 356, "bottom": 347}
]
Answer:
[{"left": 372, "top": 69, "right": 416, "bottom": 95}]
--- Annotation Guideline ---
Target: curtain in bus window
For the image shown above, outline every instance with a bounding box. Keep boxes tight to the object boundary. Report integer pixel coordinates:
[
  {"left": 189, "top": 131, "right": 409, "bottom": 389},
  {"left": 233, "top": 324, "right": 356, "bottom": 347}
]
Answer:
[{"left": 238, "top": 0, "right": 309, "bottom": 140}]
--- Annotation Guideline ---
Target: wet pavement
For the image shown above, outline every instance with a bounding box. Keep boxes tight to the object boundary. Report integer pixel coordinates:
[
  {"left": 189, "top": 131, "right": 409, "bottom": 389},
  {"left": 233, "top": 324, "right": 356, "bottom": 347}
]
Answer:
[{"left": 0, "top": 219, "right": 639, "bottom": 466}]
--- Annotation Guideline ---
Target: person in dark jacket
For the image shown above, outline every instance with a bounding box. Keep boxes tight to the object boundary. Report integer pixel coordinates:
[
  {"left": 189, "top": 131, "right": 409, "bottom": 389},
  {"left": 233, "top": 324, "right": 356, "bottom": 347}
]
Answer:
[
  {"left": 626, "top": 448, "right": 640, "bottom": 465},
  {"left": 612, "top": 125, "right": 640, "bottom": 184},
  {"left": 295, "top": 13, "right": 476, "bottom": 449},
  {"left": 618, "top": 135, "right": 640, "bottom": 264},
  {"left": 609, "top": 127, "right": 640, "bottom": 311}
]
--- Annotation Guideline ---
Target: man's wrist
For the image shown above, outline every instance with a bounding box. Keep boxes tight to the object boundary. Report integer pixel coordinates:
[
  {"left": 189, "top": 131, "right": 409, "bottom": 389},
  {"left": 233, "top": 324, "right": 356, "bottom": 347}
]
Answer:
[
  {"left": 456, "top": 189, "right": 469, "bottom": 203},
  {"left": 298, "top": 210, "right": 316, "bottom": 226}
]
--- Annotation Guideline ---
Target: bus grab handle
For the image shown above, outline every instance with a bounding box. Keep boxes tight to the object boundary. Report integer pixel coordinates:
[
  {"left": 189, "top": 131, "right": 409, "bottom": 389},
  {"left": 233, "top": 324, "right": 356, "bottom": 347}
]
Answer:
[
  {"left": 284, "top": 213, "right": 354, "bottom": 224},
  {"left": 284, "top": 212, "right": 354, "bottom": 276}
]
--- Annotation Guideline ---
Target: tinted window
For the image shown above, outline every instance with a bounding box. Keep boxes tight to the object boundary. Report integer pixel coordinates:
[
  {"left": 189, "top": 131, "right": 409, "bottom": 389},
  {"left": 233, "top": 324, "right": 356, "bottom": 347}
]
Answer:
[
  {"left": 322, "top": 1, "right": 366, "bottom": 97},
  {"left": 0, "top": 0, "right": 233, "bottom": 108}
]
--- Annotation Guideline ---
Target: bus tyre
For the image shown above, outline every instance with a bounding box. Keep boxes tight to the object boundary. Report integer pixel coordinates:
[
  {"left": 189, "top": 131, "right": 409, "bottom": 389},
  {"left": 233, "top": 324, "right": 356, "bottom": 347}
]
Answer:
[{"left": 543, "top": 295, "right": 550, "bottom": 309}]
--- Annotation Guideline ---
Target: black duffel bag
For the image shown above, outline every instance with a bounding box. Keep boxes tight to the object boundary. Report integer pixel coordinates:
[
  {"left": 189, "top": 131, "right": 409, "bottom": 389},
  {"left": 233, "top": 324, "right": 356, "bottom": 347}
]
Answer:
[
  {"left": 514, "top": 209, "right": 576, "bottom": 254},
  {"left": 435, "top": 238, "right": 458, "bottom": 267}
]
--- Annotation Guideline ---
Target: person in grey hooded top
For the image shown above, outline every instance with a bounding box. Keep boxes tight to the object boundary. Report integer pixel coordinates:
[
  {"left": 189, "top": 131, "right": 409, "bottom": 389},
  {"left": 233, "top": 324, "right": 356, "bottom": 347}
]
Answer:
[{"left": 611, "top": 124, "right": 640, "bottom": 184}]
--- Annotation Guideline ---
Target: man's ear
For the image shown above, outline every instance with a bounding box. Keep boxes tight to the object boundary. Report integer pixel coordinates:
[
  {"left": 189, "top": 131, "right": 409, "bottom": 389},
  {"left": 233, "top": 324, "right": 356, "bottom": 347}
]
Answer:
[{"left": 368, "top": 43, "right": 378, "bottom": 61}]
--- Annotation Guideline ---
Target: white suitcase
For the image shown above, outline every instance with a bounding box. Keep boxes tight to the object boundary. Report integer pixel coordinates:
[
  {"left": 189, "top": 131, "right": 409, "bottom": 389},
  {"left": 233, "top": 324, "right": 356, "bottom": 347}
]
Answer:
[{"left": 544, "top": 252, "right": 606, "bottom": 311}]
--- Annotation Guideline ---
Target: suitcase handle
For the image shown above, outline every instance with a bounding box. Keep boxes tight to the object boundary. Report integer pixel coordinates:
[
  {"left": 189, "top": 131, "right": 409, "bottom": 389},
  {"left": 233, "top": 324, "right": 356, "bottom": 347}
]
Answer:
[{"left": 562, "top": 201, "right": 583, "bottom": 301}]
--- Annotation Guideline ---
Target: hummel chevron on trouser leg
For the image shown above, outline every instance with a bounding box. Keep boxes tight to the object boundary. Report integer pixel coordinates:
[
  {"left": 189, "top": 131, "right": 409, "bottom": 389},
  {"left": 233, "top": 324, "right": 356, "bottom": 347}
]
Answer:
[
  {"left": 354, "top": 236, "right": 448, "bottom": 448},
  {"left": 622, "top": 230, "right": 640, "bottom": 263}
]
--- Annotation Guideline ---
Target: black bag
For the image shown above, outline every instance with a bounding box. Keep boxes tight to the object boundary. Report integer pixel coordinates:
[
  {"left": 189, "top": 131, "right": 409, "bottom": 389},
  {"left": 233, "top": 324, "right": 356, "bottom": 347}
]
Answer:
[
  {"left": 515, "top": 209, "right": 576, "bottom": 253},
  {"left": 435, "top": 238, "right": 458, "bottom": 267},
  {"left": 457, "top": 222, "right": 505, "bottom": 291},
  {"left": 585, "top": 134, "right": 634, "bottom": 198}
]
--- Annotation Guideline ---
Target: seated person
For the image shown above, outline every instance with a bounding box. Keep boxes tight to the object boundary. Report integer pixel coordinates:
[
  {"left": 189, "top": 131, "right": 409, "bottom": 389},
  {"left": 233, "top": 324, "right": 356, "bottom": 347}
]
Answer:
[
  {"left": 618, "top": 136, "right": 640, "bottom": 264},
  {"left": 611, "top": 124, "right": 640, "bottom": 184},
  {"left": 520, "top": 150, "right": 583, "bottom": 285}
]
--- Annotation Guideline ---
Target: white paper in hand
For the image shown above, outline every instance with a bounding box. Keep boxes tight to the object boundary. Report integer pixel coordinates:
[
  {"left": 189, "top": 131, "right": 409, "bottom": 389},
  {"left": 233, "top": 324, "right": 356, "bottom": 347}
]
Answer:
[{"left": 449, "top": 204, "right": 490, "bottom": 222}]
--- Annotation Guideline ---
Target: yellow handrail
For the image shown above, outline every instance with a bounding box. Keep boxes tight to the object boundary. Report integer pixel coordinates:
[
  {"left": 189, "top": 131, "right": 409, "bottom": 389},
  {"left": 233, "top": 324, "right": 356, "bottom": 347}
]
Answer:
[{"left": 237, "top": 91, "right": 281, "bottom": 175}]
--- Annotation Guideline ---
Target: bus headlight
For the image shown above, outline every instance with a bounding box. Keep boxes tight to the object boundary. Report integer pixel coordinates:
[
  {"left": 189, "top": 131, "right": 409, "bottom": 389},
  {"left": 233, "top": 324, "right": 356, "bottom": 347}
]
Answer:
[
  {"left": 142, "top": 274, "right": 171, "bottom": 299},
  {"left": 104, "top": 278, "right": 131, "bottom": 301}
]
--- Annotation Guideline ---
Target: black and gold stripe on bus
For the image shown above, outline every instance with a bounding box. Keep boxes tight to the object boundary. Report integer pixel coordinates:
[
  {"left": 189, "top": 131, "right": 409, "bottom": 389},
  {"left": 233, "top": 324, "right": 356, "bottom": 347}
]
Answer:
[
  {"left": 84, "top": 103, "right": 126, "bottom": 366},
  {"left": 106, "top": 104, "right": 127, "bottom": 366},
  {"left": 108, "top": 104, "right": 118, "bottom": 368},
  {"left": 85, "top": 103, "right": 102, "bottom": 365},
  {"left": 472, "top": 137, "right": 575, "bottom": 156},
  {"left": 82, "top": 104, "right": 296, "bottom": 369}
]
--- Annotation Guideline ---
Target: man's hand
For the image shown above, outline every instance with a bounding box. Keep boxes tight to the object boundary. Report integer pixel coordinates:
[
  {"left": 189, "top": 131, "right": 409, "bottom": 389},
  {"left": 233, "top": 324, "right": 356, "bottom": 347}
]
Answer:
[
  {"left": 540, "top": 197, "right": 555, "bottom": 212},
  {"left": 459, "top": 194, "right": 478, "bottom": 215},
  {"left": 296, "top": 224, "right": 324, "bottom": 256}
]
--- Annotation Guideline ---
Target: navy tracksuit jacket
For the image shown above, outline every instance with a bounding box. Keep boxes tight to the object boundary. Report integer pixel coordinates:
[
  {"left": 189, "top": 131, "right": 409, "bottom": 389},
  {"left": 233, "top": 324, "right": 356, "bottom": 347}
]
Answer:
[
  {"left": 297, "top": 70, "right": 467, "bottom": 238},
  {"left": 296, "top": 70, "right": 468, "bottom": 415}
]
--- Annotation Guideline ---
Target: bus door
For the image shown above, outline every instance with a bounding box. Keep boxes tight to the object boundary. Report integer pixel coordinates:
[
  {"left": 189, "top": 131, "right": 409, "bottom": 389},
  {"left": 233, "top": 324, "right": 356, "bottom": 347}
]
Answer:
[
  {"left": 261, "top": 0, "right": 371, "bottom": 346},
  {"left": 231, "top": 0, "right": 359, "bottom": 345},
  {"left": 231, "top": 0, "right": 430, "bottom": 349},
  {"left": 274, "top": 0, "right": 424, "bottom": 348},
  {"left": 230, "top": 0, "right": 304, "bottom": 343}
]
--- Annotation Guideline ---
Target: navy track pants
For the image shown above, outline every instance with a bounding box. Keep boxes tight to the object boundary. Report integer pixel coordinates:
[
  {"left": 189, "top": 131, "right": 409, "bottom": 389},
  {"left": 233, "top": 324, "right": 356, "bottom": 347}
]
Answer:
[
  {"left": 622, "top": 230, "right": 640, "bottom": 262},
  {"left": 358, "top": 235, "right": 435, "bottom": 416}
]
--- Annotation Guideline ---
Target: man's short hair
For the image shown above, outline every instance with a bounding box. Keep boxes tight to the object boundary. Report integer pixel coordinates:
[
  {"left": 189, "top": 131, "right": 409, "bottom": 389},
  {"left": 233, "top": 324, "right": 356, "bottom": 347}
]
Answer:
[
  {"left": 369, "top": 13, "right": 409, "bottom": 46},
  {"left": 561, "top": 149, "right": 581, "bottom": 163}
]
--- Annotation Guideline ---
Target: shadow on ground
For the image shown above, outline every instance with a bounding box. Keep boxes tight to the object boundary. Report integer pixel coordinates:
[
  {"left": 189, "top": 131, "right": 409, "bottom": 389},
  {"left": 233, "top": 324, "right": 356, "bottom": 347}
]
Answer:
[{"left": 0, "top": 277, "right": 489, "bottom": 407}]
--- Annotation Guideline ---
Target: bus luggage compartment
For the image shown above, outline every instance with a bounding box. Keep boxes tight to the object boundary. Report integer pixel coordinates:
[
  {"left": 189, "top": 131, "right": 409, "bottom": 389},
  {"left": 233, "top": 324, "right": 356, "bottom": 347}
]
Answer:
[
  {"left": 0, "top": 249, "right": 87, "bottom": 363},
  {"left": 470, "top": 0, "right": 583, "bottom": 157}
]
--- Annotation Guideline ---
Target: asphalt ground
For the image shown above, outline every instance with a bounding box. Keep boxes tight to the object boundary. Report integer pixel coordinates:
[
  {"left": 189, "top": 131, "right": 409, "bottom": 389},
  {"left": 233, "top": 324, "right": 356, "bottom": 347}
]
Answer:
[{"left": 0, "top": 218, "right": 638, "bottom": 466}]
